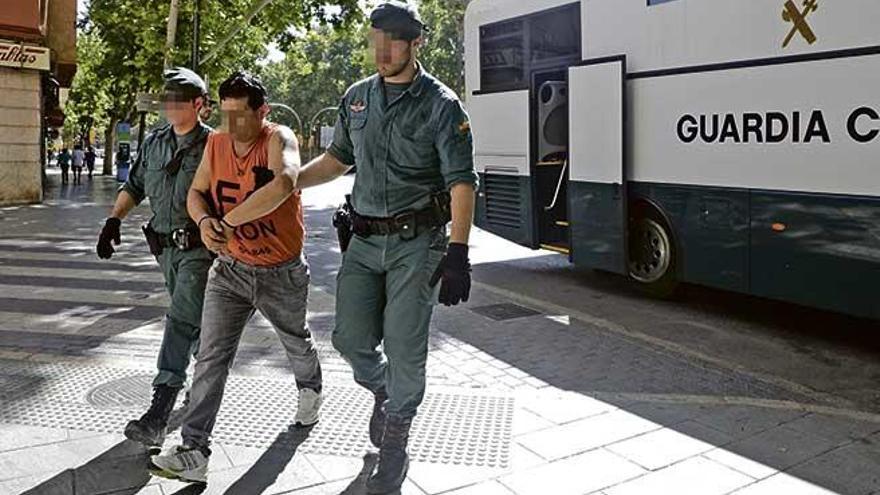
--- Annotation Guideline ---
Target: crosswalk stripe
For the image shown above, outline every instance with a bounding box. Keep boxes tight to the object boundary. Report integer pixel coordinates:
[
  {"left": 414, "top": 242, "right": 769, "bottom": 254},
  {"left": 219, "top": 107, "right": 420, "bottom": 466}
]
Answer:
[
  {"left": 0, "top": 248, "right": 158, "bottom": 267},
  {"left": 0, "top": 283, "right": 169, "bottom": 307},
  {"left": 0, "top": 265, "right": 165, "bottom": 283}
]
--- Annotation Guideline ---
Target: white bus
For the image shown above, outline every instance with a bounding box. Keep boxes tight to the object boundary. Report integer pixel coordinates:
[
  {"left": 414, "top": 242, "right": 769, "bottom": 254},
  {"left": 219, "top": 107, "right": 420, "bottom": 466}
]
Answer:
[{"left": 463, "top": 0, "right": 880, "bottom": 319}]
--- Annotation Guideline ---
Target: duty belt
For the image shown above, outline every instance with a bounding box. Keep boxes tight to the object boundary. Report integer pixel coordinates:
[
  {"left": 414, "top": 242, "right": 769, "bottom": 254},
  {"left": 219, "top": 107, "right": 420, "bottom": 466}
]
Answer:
[
  {"left": 352, "top": 207, "right": 445, "bottom": 240},
  {"left": 159, "top": 228, "right": 204, "bottom": 250}
]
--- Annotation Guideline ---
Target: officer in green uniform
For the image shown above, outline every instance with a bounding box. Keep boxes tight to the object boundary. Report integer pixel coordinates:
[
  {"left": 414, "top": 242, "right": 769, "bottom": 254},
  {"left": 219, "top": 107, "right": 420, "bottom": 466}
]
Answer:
[
  {"left": 297, "top": 2, "right": 478, "bottom": 492},
  {"left": 95, "top": 67, "right": 214, "bottom": 452}
]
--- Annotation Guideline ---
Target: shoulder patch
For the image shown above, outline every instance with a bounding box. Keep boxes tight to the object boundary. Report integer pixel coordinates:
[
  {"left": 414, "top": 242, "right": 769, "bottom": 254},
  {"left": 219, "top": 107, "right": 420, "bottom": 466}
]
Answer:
[
  {"left": 459, "top": 121, "right": 471, "bottom": 135},
  {"left": 350, "top": 100, "right": 367, "bottom": 113}
]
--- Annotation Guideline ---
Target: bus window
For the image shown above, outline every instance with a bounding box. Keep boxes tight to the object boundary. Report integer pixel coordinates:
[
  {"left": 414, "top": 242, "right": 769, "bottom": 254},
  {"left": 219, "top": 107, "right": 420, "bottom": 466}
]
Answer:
[
  {"left": 478, "top": 3, "right": 581, "bottom": 94},
  {"left": 529, "top": 4, "right": 580, "bottom": 65},
  {"left": 480, "top": 19, "right": 526, "bottom": 93}
]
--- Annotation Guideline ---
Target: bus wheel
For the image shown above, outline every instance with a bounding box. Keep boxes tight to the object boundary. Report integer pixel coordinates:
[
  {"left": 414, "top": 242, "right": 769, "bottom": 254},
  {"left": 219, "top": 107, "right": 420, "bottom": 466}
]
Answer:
[{"left": 628, "top": 209, "right": 678, "bottom": 297}]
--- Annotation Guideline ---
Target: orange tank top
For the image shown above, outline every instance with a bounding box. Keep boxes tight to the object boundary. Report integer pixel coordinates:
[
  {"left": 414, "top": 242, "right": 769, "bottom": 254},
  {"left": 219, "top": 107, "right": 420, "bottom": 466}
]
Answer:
[{"left": 205, "top": 123, "right": 305, "bottom": 266}]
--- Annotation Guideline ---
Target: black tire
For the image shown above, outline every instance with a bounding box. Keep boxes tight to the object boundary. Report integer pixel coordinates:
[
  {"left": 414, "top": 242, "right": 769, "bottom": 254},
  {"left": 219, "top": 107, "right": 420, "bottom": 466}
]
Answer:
[{"left": 628, "top": 206, "right": 679, "bottom": 297}]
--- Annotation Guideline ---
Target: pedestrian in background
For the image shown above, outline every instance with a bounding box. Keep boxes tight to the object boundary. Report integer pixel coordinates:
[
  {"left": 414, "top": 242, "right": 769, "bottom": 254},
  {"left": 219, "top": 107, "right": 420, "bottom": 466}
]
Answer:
[
  {"left": 57, "top": 148, "right": 71, "bottom": 185},
  {"left": 85, "top": 146, "right": 97, "bottom": 179},
  {"left": 72, "top": 144, "right": 85, "bottom": 185}
]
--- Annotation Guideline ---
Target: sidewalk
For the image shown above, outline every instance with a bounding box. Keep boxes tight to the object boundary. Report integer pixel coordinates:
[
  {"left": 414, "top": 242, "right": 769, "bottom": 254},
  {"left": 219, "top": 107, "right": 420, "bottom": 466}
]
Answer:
[{"left": 0, "top": 175, "right": 878, "bottom": 495}]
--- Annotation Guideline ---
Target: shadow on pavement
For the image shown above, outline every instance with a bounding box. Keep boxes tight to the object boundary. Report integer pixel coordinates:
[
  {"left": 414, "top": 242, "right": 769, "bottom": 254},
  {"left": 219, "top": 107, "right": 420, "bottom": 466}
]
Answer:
[
  {"left": 222, "top": 424, "right": 312, "bottom": 495},
  {"left": 19, "top": 439, "right": 152, "bottom": 495},
  {"left": 337, "top": 453, "right": 379, "bottom": 495}
]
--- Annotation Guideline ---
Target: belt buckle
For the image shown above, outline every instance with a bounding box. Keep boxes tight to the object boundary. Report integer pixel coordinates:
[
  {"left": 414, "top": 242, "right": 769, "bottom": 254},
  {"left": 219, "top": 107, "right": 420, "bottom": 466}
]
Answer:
[
  {"left": 171, "top": 229, "right": 189, "bottom": 250},
  {"left": 394, "top": 211, "right": 417, "bottom": 240}
]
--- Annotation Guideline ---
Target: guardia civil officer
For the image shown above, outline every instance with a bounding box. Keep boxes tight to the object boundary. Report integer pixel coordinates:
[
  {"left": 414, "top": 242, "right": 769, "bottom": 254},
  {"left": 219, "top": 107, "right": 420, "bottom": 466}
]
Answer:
[
  {"left": 297, "top": 2, "right": 478, "bottom": 492},
  {"left": 95, "top": 68, "right": 213, "bottom": 452}
]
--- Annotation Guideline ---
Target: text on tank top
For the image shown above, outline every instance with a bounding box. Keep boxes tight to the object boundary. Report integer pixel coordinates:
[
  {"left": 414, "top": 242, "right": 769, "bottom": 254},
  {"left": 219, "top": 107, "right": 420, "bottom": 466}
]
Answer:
[{"left": 206, "top": 123, "right": 305, "bottom": 266}]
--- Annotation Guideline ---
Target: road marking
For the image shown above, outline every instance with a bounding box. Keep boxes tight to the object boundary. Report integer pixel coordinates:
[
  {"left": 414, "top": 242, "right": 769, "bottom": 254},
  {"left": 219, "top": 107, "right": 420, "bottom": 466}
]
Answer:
[{"left": 591, "top": 392, "right": 880, "bottom": 424}]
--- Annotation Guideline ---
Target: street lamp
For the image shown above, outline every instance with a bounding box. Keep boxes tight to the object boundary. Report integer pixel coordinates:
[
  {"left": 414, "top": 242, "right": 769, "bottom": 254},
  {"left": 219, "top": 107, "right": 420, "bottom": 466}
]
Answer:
[{"left": 268, "top": 102, "right": 304, "bottom": 139}]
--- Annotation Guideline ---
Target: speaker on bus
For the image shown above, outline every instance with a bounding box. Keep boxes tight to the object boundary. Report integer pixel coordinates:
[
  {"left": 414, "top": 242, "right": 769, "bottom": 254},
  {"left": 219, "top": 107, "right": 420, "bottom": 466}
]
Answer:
[{"left": 537, "top": 80, "right": 568, "bottom": 162}]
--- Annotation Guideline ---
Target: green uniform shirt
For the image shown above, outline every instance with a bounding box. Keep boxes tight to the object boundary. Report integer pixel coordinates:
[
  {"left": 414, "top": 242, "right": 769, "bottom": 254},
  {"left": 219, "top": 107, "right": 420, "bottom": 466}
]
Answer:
[
  {"left": 122, "top": 123, "right": 212, "bottom": 234},
  {"left": 328, "top": 65, "right": 478, "bottom": 218}
]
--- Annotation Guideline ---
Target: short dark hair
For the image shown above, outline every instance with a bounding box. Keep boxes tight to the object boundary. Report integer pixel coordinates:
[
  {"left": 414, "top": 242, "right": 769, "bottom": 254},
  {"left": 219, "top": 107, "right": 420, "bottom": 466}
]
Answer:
[{"left": 218, "top": 71, "right": 267, "bottom": 110}]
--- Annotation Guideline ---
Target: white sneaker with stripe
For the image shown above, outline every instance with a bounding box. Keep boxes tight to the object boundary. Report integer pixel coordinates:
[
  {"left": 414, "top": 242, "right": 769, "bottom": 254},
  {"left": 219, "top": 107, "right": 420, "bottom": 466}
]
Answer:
[{"left": 149, "top": 444, "right": 209, "bottom": 483}]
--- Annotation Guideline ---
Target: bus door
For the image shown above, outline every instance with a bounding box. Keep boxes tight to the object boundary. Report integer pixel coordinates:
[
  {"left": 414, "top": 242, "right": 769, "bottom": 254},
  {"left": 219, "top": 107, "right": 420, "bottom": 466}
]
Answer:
[
  {"left": 567, "top": 56, "right": 628, "bottom": 274},
  {"left": 531, "top": 68, "right": 573, "bottom": 256}
]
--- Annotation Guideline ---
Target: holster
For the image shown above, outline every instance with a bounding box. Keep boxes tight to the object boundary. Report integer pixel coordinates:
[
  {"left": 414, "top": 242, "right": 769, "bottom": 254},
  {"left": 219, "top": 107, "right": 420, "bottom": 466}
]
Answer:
[
  {"left": 332, "top": 195, "right": 354, "bottom": 253},
  {"left": 142, "top": 224, "right": 163, "bottom": 257}
]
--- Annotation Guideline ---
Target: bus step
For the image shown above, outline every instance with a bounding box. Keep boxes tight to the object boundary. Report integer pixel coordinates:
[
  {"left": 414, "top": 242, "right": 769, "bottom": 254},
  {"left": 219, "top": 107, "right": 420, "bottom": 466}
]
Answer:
[{"left": 540, "top": 243, "right": 570, "bottom": 255}]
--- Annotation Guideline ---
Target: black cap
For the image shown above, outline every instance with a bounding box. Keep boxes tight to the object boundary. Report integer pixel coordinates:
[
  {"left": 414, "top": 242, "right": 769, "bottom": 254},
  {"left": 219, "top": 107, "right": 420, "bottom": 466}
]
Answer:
[
  {"left": 163, "top": 67, "right": 208, "bottom": 100},
  {"left": 370, "top": 1, "right": 425, "bottom": 41}
]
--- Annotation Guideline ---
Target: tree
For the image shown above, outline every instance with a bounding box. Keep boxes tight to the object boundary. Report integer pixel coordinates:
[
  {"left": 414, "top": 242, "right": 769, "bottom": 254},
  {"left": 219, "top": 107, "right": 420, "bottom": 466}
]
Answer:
[
  {"left": 256, "top": 22, "right": 371, "bottom": 141},
  {"left": 71, "top": 0, "right": 361, "bottom": 173},
  {"left": 63, "top": 30, "right": 111, "bottom": 147},
  {"left": 418, "top": 0, "right": 470, "bottom": 97}
]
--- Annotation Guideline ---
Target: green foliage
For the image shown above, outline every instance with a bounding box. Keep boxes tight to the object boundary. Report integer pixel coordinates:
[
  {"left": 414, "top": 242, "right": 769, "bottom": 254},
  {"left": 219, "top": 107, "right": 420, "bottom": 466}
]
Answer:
[
  {"left": 255, "top": 21, "right": 372, "bottom": 135},
  {"left": 65, "top": 0, "right": 469, "bottom": 154},
  {"left": 254, "top": 0, "right": 470, "bottom": 141},
  {"left": 418, "top": 0, "right": 469, "bottom": 97},
  {"left": 63, "top": 29, "right": 111, "bottom": 144}
]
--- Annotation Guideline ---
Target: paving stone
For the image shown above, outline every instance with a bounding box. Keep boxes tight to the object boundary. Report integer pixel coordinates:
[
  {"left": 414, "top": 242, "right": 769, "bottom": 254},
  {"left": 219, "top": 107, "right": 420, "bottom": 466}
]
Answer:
[
  {"left": 499, "top": 448, "right": 645, "bottom": 495},
  {"left": 0, "top": 434, "right": 122, "bottom": 480},
  {"left": 729, "top": 473, "right": 839, "bottom": 494},
  {"left": 784, "top": 413, "right": 880, "bottom": 445},
  {"left": 519, "top": 391, "right": 615, "bottom": 425},
  {"left": 701, "top": 448, "right": 777, "bottom": 480},
  {"left": 786, "top": 440, "right": 880, "bottom": 494},
  {"left": 603, "top": 456, "right": 753, "bottom": 495},
  {"left": 722, "top": 425, "right": 841, "bottom": 472},
  {"left": 444, "top": 480, "right": 515, "bottom": 495},
  {"left": 693, "top": 406, "right": 808, "bottom": 440},
  {"left": 0, "top": 423, "right": 68, "bottom": 453},
  {"left": 407, "top": 444, "right": 545, "bottom": 494},
  {"left": 606, "top": 426, "right": 717, "bottom": 470},
  {"left": 156, "top": 455, "right": 324, "bottom": 495},
  {"left": 511, "top": 406, "right": 555, "bottom": 437},
  {"left": 517, "top": 410, "right": 661, "bottom": 461}
]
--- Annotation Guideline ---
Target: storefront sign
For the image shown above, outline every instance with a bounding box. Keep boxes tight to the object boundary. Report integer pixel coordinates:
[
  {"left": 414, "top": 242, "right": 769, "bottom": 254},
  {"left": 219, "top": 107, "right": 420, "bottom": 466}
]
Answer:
[{"left": 0, "top": 40, "right": 50, "bottom": 71}]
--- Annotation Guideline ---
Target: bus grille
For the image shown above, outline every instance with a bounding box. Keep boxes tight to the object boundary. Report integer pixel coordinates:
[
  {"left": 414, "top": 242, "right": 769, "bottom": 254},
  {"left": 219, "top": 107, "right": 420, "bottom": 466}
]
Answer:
[{"left": 485, "top": 174, "right": 522, "bottom": 229}]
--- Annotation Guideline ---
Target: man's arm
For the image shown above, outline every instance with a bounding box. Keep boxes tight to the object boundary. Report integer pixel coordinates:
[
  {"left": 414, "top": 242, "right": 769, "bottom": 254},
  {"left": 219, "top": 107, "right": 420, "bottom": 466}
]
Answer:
[
  {"left": 187, "top": 143, "right": 228, "bottom": 253},
  {"left": 448, "top": 182, "right": 476, "bottom": 245},
  {"left": 109, "top": 190, "right": 138, "bottom": 220},
  {"left": 297, "top": 152, "right": 352, "bottom": 190},
  {"left": 221, "top": 126, "right": 300, "bottom": 227},
  {"left": 295, "top": 95, "right": 354, "bottom": 190}
]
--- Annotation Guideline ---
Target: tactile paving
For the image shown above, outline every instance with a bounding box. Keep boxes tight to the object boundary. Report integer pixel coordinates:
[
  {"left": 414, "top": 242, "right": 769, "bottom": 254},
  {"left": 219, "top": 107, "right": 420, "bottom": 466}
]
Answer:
[{"left": 0, "top": 360, "right": 513, "bottom": 467}]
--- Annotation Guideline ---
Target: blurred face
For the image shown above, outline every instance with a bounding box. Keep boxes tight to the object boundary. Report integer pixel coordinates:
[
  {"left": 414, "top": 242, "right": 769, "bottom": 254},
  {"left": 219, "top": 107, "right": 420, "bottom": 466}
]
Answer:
[
  {"left": 369, "top": 28, "right": 419, "bottom": 78},
  {"left": 161, "top": 90, "right": 202, "bottom": 126},
  {"left": 220, "top": 97, "right": 267, "bottom": 143}
]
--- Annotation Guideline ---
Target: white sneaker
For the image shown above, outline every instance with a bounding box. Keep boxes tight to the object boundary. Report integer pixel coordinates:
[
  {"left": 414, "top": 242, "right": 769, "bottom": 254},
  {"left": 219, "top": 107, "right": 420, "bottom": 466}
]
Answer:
[
  {"left": 295, "top": 388, "right": 322, "bottom": 427},
  {"left": 150, "top": 444, "right": 209, "bottom": 484}
]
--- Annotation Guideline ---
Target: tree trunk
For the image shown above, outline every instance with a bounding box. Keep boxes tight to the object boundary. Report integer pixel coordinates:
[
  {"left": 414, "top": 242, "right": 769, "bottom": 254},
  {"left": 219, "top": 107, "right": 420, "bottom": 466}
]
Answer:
[
  {"left": 164, "top": 0, "right": 181, "bottom": 69},
  {"left": 103, "top": 117, "right": 117, "bottom": 176}
]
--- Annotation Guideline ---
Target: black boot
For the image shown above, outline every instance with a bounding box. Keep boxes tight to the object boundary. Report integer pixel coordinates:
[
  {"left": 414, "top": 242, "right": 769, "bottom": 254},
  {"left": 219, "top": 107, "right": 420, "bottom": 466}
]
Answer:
[
  {"left": 366, "top": 414, "right": 412, "bottom": 494},
  {"left": 369, "top": 388, "right": 388, "bottom": 448},
  {"left": 124, "top": 385, "right": 180, "bottom": 452}
]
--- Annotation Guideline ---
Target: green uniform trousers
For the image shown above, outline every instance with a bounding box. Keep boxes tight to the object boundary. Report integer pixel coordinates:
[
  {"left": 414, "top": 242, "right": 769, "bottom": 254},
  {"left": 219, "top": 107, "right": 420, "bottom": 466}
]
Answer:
[
  {"left": 153, "top": 245, "right": 213, "bottom": 388},
  {"left": 332, "top": 227, "right": 446, "bottom": 419}
]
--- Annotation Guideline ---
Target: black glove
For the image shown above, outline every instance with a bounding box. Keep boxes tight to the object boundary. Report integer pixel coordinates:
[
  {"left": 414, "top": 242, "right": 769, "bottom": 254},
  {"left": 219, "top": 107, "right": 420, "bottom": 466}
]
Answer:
[
  {"left": 432, "top": 243, "right": 471, "bottom": 306},
  {"left": 96, "top": 217, "right": 121, "bottom": 259}
]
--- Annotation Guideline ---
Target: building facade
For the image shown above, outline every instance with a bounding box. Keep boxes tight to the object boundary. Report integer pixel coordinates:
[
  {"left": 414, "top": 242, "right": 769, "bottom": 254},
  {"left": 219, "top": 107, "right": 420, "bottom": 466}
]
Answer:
[{"left": 0, "top": 0, "right": 77, "bottom": 205}]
